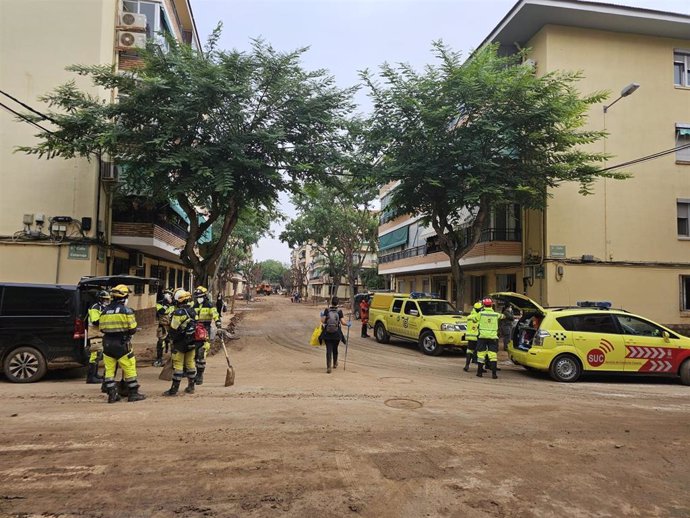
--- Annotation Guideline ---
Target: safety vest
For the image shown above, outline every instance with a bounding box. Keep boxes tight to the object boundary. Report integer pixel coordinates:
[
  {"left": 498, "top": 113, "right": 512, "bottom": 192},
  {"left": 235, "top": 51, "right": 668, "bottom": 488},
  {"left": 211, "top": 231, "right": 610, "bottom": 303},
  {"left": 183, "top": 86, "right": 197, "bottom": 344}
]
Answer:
[
  {"left": 156, "top": 301, "right": 174, "bottom": 326},
  {"left": 99, "top": 302, "right": 137, "bottom": 335},
  {"left": 170, "top": 304, "right": 196, "bottom": 341},
  {"left": 194, "top": 298, "right": 220, "bottom": 325},
  {"left": 466, "top": 308, "right": 481, "bottom": 340},
  {"left": 87, "top": 302, "right": 106, "bottom": 327},
  {"left": 478, "top": 309, "right": 500, "bottom": 340}
]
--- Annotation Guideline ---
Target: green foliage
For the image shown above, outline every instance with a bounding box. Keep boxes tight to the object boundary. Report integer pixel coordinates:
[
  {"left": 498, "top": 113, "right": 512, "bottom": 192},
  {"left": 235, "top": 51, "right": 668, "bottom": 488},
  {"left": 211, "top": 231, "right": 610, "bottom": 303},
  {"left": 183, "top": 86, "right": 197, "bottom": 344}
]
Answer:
[
  {"left": 259, "top": 259, "right": 288, "bottom": 284},
  {"left": 362, "top": 43, "right": 617, "bottom": 304},
  {"left": 17, "top": 27, "right": 355, "bottom": 281}
]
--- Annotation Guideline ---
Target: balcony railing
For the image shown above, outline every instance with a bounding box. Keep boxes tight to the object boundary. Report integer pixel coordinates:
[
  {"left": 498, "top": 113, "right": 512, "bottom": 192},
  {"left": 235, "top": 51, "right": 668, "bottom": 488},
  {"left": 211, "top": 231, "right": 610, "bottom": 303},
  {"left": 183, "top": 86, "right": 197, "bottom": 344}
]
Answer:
[{"left": 379, "top": 228, "right": 521, "bottom": 264}]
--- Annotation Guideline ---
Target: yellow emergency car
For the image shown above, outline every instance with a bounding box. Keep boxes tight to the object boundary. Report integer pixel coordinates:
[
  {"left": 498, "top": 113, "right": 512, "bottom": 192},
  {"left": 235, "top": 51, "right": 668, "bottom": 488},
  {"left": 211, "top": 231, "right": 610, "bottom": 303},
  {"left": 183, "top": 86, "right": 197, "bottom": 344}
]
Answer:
[{"left": 491, "top": 292, "right": 690, "bottom": 385}]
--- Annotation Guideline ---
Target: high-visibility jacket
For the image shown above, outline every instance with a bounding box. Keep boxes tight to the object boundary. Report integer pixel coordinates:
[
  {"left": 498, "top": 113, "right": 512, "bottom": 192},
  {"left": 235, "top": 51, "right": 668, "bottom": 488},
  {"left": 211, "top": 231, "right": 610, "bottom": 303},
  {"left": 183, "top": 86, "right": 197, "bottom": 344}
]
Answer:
[
  {"left": 194, "top": 298, "right": 220, "bottom": 326},
  {"left": 156, "top": 300, "right": 174, "bottom": 326},
  {"left": 478, "top": 309, "right": 500, "bottom": 340},
  {"left": 466, "top": 308, "right": 481, "bottom": 340},
  {"left": 99, "top": 301, "right": 137, "bottom": 335},
  {"left": 170, "top": 304, "right": 196, "bottom": 343}
]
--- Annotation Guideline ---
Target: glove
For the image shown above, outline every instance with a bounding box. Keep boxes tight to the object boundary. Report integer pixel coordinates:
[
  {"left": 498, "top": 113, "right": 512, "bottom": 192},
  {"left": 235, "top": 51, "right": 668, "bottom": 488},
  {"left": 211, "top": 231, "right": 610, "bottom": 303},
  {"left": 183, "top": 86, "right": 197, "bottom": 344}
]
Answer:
[
  {"left": 347, "top": 322, "right": 352, "bottom": 328},
  {"left": 216, "top": 321, "right": 222, "bottom": 329}
]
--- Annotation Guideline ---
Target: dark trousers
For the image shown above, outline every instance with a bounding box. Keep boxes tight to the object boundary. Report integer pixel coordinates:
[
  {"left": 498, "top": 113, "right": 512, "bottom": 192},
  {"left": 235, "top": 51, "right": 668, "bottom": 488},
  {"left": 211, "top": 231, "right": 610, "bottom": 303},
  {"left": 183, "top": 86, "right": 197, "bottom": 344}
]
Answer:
[
  {"left": 325, "top": 339, "right": 339, "bottom": 367},
  {"left": 361, "top": 323, "right": 369, "bottom": 337}
]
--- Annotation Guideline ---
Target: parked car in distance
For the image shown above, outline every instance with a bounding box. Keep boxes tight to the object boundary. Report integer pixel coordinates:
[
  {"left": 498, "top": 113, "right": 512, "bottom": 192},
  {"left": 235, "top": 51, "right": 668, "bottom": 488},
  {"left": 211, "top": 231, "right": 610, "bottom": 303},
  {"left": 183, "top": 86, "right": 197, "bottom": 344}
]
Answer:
[
  {"left": 368, "top": 292, "right": 467, "bottom": 355},
  {"left": 0, "top": 275, "right": 155, "bottom": 383},
  {"left": 491, "top": 292, "right": 690, "bottom": 385}
]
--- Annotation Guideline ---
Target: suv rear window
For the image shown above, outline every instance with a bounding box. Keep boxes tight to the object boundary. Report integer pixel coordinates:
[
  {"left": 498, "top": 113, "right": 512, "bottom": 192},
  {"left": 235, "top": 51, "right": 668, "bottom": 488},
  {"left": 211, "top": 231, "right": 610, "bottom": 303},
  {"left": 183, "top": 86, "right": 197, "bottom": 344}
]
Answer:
[
  {"left": 0, "top": 286, "right": 73, "bottom": 317},
  {"left": 556, "top": 313, "right": 617, "bottom": 334}
]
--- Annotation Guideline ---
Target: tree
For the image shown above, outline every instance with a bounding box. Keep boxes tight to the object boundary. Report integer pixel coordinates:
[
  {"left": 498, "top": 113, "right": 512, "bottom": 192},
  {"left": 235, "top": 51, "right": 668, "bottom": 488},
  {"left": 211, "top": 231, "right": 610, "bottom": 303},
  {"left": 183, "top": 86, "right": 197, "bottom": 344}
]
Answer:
[
  {"left": 362, "top": 43, "right": 623, "bottom": 307},
  {"left": 259, "top": 259, "right": 288, "bottom": 284},
  {"left": 18, "top": 28, "right": 355, "bottom": 284},
  {"left": 281, "top": 178, "right": 379, "bottom": 309}
]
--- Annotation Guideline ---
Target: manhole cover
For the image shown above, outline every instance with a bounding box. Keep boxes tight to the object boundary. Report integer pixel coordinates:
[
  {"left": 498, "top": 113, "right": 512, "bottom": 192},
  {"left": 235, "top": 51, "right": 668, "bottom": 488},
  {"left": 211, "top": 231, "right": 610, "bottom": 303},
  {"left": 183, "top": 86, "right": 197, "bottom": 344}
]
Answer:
[
  {"left": 378, "top": 377, "right": 413, "bottom": 384},
  {"left": 384, "top": 398, "right": 423, "bottom": 410}
]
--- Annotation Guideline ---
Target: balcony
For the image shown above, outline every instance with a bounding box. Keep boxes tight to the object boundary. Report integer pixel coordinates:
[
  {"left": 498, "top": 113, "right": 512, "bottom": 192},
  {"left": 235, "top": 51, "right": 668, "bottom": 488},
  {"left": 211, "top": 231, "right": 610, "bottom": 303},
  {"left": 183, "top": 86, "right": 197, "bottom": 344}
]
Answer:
[{"left": 378, "top": 228, "right": 522, "bottom": 274}]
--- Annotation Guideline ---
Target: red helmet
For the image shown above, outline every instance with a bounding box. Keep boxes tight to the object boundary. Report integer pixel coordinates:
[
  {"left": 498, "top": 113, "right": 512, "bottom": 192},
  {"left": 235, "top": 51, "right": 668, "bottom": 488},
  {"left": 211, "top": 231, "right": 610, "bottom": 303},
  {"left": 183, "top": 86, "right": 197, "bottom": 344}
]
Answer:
[{"left": 482, "top": 298, "right": 493, "bottom": 307}]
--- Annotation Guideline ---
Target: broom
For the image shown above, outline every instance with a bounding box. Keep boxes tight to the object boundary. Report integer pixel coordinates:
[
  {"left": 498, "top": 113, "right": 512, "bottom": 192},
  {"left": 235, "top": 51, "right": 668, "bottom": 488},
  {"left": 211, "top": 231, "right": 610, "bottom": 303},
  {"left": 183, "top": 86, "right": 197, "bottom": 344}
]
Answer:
[
  {"left": 219, "top": 331, "right": 235, "bottom": 386},
  {"left": 344, "top": 313, "right": 351, "bottom": 371},
  {"left": 159, "top": 357, "right": 173, "bottom": 381}
]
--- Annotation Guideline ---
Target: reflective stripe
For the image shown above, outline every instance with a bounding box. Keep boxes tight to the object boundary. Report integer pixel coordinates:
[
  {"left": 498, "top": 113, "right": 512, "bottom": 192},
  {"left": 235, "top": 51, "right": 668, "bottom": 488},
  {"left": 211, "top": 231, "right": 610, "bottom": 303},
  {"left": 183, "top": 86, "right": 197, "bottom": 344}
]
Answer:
[
  {"left": 100, "top": 303, "right": 137, "bottom": 334},
  {"left": 466, "top": 309, "right": 480, "bottom": 339},
  {"left": 478, "top": 310, "right": 499, "bottom": 339}
]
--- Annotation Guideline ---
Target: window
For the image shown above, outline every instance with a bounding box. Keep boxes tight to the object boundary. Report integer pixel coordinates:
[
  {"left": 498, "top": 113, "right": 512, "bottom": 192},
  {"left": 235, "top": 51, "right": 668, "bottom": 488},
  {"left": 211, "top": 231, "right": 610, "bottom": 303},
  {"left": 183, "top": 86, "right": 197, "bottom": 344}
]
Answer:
[
  {"left": 0, "top": 287, "right": 72, "bottom": 316},
  {"left": 470, "top": 276, "right": 486, "bottom": 304},
  {"left": 183, "top": 272, "right": 191, "bottom": 291},
  {"left": 112, "top": 257, "right": 130, "bottom": 275},
  {"left": 674, "top": 51, "right": 690, "bottom": 87},
  {"left": 496, "top": 274, "right": 517, "bottom": 292},
  {"left": 682, "top": 275, "right": 690, "bottom": 311},
  {"left": 134, "top": 267, "right": 146, "bottom": 294},
  {"left": 168, "top": 268, "right": 176, "bottom": 289},
  {"left": 614, "top": 315, "right": 671, "bottom": 338},
  {"left": 557, "top": 314, "right": 618, "bottom": 334},
  {"left": 122, "top": 0, "right": 174, "bottom": 45},
  {"left": 403, "top": 301, "right": 419, "bottom": 316},
  {"left": 176, "top": 269, "right": 183, "bottom": 288},
  {"left": 678, "top": 201, "right": 690, "bottom": 237},
  {"left": 391, "top": 299, "right": 404, "bottom": 313},
  {"left": 676, "top": 125, "right": 690, "bottom": 163},
  {"left": 150, "top": 265, "right": 166, "bottom": 294}
]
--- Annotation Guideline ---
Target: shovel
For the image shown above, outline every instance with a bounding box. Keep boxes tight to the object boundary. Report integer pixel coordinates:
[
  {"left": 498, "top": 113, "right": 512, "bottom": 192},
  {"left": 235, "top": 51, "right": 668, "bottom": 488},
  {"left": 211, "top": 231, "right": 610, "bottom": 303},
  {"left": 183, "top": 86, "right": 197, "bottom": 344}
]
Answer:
[{"left": 219, "top": 331, "right": 236, "bottom": 387}]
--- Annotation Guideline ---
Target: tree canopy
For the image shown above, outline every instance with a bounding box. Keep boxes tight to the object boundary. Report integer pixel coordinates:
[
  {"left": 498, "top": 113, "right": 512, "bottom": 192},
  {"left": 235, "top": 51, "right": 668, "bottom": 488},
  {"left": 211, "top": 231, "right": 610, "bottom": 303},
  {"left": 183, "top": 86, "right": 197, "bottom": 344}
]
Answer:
[
  {"left": 362, "top": 43, "right": 622, "bottom": 306},
  {"left": 19, "top": 27, "right": 355, "bottom": 283}
]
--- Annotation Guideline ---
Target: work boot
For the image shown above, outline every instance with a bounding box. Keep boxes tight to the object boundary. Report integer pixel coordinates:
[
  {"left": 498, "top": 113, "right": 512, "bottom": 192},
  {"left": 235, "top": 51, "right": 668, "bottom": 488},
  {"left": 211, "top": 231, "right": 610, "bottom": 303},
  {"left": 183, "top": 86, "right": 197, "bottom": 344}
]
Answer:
[
  {"left": 333, "top": 361, "right": 338, "bottom": 370},
  {"left": 107, "top": 386, "right": 121, "bottom": 404},
  {"left": 152, "top": 358, "right": 164, "bottom": 367},
  {"left": 476, "top": 363, "right": 484, "bottom": 378},
  {"left": 491, "top": 361, "right": 498, "bottom": 379},
  {"left": 86, "top": 363, "right": 103, "bottom": 384},
  {"left": 185, "top": 378, "right": 196, "bottom": 394},
  {"left": 127, "top": 385, "right": 146, "bottom": 402},
  {"left": 163, "top": 379, "right": 181, "bottom": 396},
  {"left": 326, "top": 362, "right": 332, "bottom": 374},
  {"left": 195, "top": 367, "right": 205, "bottom": 386},
  {"left": 463, "top": 354, "right": 472, "bottom": 372}
]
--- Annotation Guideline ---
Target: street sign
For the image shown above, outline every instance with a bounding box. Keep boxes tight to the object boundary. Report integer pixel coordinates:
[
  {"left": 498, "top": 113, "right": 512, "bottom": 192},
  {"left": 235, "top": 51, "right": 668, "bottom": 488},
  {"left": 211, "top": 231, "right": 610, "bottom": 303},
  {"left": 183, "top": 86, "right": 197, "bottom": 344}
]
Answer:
[
  {"left": 68, "top": 243, "right": 90, "bottom": 260},
  {"left": 550, "top": 244, "right": 566, "bottom": 258}
]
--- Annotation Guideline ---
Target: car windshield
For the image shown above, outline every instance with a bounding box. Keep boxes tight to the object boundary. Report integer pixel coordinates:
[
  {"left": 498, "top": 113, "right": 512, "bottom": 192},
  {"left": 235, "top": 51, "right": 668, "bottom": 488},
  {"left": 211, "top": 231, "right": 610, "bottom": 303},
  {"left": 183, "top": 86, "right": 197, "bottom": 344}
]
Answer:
[{"left": 417, "top": 300, "right": 460, "bottom": 316}]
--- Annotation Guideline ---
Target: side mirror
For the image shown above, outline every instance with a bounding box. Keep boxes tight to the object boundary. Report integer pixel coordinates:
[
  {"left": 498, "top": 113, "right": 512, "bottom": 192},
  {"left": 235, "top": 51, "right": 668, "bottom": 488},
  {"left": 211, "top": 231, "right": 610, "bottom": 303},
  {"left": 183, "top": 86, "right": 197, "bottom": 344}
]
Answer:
[
  {"left": 662, "top": 331, "right": 670, "bottom": 343},
  {"left": 409, "top": 309, "right": 419, "bottom": 316}
]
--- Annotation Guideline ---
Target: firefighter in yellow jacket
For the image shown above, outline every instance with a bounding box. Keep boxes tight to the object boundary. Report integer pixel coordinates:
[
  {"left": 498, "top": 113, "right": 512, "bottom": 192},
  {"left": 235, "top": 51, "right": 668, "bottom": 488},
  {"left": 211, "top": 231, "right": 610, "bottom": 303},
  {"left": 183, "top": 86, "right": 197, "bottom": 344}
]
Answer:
[
  {"left": 192, "top": 286, "right": 221, "bottom": 385},
  {"left": 99, "top": 285, "right": 146, "bottom": 403},
  {"left": 164, "top": 290, "right": 199, "bottom": 396},
  {"left": 476, "top": 298, "right": 501, "bottom": 379},
  {"left": 463, "top": 301, "right": 482, "bottom": 372},
  {"left": 85, "top": 290, "right": 110, "bottom": 384}
]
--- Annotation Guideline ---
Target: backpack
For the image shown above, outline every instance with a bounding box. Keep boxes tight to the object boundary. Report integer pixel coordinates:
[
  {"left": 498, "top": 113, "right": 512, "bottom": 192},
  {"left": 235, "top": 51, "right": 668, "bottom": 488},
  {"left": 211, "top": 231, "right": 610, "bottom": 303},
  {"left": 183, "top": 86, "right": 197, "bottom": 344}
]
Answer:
[{"left": 324, "top": 308, "right": 340, "bottom": 334}]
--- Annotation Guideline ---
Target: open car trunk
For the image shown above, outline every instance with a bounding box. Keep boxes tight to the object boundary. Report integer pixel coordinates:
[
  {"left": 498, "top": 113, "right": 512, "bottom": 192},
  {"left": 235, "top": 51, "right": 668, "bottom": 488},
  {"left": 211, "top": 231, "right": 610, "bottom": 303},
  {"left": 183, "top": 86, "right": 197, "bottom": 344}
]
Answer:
[
  {"left": 490, "top": 292, "right": 546, "bottom": 350},
  {"left": 77, "top": 275, "right": 159, "bottom": 316}
]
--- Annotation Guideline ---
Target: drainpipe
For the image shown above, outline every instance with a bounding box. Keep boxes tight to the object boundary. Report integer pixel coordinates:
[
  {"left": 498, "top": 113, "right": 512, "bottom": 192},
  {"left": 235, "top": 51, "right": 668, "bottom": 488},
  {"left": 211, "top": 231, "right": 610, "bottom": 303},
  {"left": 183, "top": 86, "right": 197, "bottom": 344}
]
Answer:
[{"left": 55, "top": 244, "right": 62, "bottom": 284}]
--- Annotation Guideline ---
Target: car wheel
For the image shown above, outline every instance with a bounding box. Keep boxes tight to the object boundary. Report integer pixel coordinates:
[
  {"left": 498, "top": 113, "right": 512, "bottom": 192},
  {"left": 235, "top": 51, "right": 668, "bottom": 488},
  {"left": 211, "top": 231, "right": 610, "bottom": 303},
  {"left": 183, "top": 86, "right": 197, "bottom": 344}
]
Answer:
[
  {"left": 419, "top": 331, "right": 442, "bottom": 356},
  {"left": 549, "top": 354, "right": 581, "bottom": 383},
  {"left": 4, "top": 346, "right": 48, "bottom": 383},
  {"left": 680, "top": 359, "right": 690, "bottom": 386},
  {"left": 374, "top": 322, "right": 390, "bottom": 344}
]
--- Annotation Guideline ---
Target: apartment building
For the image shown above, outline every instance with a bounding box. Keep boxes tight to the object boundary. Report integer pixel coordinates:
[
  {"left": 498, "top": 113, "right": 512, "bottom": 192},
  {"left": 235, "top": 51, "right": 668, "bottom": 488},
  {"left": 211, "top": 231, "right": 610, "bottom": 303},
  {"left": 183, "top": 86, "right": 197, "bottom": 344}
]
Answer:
[
  {"left": 0, "top": 0, "right": 201, "bottom": 322},
  {"left": 378, "top": 0, "right": 690, "bottom": 331}
]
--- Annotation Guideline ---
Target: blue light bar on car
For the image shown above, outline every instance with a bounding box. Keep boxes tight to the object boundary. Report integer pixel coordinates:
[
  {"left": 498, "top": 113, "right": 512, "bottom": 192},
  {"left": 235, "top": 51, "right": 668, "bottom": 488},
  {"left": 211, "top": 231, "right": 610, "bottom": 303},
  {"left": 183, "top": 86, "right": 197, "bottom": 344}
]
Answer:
[{"left": 576, "top": 301, "right": 612, "bottom": 309}]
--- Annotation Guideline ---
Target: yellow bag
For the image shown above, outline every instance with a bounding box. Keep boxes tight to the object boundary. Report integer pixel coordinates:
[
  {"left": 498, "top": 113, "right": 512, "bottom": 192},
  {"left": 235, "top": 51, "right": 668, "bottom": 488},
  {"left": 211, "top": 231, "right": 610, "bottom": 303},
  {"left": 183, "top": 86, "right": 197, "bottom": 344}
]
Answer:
[{"left": 309, "top": 325, "right": 323, "bottom": 346}]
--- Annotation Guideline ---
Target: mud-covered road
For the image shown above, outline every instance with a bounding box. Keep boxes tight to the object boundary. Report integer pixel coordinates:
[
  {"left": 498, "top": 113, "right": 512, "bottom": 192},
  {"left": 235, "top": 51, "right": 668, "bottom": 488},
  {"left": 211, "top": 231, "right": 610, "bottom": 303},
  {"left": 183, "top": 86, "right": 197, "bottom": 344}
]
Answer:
[{"left": 1, "top": 296, "right": 688, "bottom": 518}]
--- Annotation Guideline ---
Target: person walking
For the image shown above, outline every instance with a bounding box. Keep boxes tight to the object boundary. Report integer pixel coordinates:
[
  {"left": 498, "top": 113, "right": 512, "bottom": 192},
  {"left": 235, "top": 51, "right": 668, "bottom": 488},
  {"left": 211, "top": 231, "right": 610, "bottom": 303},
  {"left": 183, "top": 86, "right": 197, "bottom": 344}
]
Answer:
[
  {"left": 164, "top": 290, "right": 199, "bottom": 396},
  {"left": 153, "top": 289, "right": 174, "bottom": 367},
  {"left": 320, "top": 296, "right": 351, "bottom": 373},
  {"left": 476, "top": 298, "right": 501, "bottom": 379},
  {"left": 193, "top": 286, "right": 221, "bottom": 385},
  {"left": 85, "top": 290, "right": 110, "bottom": 384},
  {"left": 359, "top": 296, "right": 370, "bottom": 338},
  {"left": 500, "top": 303, "right": 515, "bottom": 351},
  {"left": 99, "top": 285, "right": 146, "bottom": 403},
  {"left": 463, "top": 301, "right": 482, "bottom": 372}
]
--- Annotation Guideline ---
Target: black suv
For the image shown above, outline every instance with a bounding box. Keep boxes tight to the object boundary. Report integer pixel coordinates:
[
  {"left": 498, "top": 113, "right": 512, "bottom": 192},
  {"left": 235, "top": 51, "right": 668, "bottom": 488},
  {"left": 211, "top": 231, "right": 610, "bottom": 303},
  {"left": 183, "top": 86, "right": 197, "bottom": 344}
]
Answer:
[{"left": 0, "top": 276, "right": 155, "bottom": 383}]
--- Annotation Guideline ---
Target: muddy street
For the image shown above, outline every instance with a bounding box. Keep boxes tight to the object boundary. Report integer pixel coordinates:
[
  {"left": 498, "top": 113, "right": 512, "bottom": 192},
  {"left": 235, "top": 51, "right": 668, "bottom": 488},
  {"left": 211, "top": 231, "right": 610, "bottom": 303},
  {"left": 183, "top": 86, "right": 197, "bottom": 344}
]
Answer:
[{"left": 1, "top": 295, "right": 688, "bottom": 518}]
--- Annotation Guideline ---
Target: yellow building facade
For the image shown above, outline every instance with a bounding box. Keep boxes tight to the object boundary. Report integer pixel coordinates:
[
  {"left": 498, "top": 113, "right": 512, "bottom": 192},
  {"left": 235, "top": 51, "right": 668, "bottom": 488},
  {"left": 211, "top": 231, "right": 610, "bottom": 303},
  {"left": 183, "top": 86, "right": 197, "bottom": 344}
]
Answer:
[
  {"left": 0, "top": 0, "right": 200, "bottom": 322},
  {"left": 378, "top": 0, "right": 690, "bottom": 332}
]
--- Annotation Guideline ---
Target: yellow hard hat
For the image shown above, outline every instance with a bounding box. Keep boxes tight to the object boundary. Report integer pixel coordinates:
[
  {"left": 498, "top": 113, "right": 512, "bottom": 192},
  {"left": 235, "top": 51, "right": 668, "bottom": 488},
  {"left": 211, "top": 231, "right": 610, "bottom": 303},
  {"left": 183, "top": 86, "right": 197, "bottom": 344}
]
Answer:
[
  {"left": 194, "top": 286, "right": 208, "bottom": 297},
  {"left": 110, "top": 284, "right": 130, "bottom": 299},
  {"left": 174, "top": 290, "right": 192, "bottom": 304}
]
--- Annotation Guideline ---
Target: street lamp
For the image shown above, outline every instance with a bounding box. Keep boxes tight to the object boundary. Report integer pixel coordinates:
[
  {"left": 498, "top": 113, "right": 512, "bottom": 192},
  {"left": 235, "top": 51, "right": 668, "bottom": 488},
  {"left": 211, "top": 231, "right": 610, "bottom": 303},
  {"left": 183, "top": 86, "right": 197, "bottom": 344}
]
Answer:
[{"left": 603, "top": 82, "right": 640, "bottom": 113}]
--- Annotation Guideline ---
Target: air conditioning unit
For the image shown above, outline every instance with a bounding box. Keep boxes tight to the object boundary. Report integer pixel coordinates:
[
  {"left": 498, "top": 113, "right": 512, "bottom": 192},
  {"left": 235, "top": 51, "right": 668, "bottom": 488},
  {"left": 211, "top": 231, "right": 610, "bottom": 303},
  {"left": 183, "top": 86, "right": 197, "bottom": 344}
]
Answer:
[
  {"left": 119, "top": 12, "right": 147, "bottom": 30},
  {"left": 100, "top": 161, "right": 119, "bottom": 182},
  {"left": 117, "top": 31, "right": 147, "bottom": 50}
]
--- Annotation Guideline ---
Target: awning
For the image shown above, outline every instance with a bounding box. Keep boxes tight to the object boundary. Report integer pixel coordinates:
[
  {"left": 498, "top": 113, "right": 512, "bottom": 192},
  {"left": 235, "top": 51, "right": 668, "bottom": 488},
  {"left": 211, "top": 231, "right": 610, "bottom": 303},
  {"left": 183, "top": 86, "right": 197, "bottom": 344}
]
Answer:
[
  {"left": 169, "top": 199, "right": 212, "bottom": 244},
  {"left": 379, "top": 225, "right": 409, "bottom": 251}
]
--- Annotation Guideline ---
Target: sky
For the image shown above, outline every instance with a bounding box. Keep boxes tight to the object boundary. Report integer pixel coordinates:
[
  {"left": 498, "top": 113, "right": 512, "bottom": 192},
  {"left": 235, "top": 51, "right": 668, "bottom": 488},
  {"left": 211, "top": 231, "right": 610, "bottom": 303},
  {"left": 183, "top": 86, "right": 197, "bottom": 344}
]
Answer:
[{"left": 191, "top": 0, "right": 690, "bottom": 264}]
